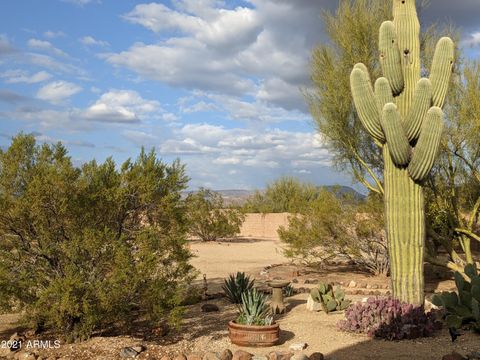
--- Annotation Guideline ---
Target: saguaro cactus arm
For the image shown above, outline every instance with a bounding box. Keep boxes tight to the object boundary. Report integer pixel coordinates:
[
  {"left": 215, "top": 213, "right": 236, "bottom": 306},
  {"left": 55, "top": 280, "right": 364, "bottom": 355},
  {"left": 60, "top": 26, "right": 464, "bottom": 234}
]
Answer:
[
  {"left": 430, "top": 37, "right": 455, "bottom": 108},
  {"left": 381, "top": 103, "right": 411, "bottom": 166},
  {"left": 375, "top": 77, "right": 394, "bottom": 111},
  {"left": 379, "top": 21, "right": 404, "bottom": 96},
  {"left": 405, "top": 78, "right": 432, "bottom": 142},
  {"left": 407, "top": 107, "right": 444, "bottom": 181},
  {"left": 350, "top": 67, "right": 385, "bottom": 143}
]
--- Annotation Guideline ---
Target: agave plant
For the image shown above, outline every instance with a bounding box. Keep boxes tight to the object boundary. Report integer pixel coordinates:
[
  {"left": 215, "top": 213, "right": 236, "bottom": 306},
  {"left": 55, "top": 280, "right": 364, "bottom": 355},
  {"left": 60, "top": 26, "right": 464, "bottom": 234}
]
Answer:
[
  {"left": 222, "top": 272, "right": 255, "bottom": 304},
  {"left": 236, "top": 288, "right": 273, "bottom": 326}
]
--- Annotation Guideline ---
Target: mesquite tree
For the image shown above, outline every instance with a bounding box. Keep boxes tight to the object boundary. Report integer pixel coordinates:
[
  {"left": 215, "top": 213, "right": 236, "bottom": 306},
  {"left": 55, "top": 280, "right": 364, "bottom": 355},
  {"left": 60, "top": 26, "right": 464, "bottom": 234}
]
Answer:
[{"left": 350, "top": 0, "right": 454, "bottom": 304}]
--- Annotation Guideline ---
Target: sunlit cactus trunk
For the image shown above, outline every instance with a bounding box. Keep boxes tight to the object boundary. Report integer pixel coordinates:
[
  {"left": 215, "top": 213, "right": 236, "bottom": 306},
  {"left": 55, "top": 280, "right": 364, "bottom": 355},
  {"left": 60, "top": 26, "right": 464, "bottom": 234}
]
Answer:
[{"left": 349, "top": 0, "right": 454, "bottom": 304}]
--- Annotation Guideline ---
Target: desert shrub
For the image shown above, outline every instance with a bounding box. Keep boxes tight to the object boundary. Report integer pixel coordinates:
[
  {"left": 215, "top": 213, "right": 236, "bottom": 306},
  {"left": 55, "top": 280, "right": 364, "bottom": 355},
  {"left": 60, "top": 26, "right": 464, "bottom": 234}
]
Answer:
[
  {"left": 243, "top": 177, "right": 317, "bottom": 213},
  {"left": 337, "top": 297, "right": 440, "bottom": 340},
  {"left": 186, "top": 188, "right": 245, "bottom": 241},
  {"left": 431, "top": 264, "right": 480, "bottom": 332},
  {"left": 222, "top": 272, "right": 255, "bottom": 304},
  {"left": 0, "top": 134, "right": 196, "bottom": 341},
  {"left": 278, "top": 189, "right": 389, "bottom": 275}
]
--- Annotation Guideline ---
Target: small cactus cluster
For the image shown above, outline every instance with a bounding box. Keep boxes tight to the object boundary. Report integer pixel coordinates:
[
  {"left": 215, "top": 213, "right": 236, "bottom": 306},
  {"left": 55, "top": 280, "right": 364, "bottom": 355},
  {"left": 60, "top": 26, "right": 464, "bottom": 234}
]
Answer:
[
  {"left": 337, "top": 297, "right": 440, "bottom": 340},
  {"left": 431, "top": 264, "right": 480, "bottom": 331},
  {"left": 310, "top": 282, "right": 351, "bottom": 313}
]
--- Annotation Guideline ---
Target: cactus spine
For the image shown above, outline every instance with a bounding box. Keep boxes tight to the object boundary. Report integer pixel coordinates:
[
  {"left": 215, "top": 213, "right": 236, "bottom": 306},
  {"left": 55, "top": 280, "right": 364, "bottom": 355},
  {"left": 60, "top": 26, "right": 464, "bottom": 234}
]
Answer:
[{"left": 350, "top": 0, "right": 454, "bottom": 305}]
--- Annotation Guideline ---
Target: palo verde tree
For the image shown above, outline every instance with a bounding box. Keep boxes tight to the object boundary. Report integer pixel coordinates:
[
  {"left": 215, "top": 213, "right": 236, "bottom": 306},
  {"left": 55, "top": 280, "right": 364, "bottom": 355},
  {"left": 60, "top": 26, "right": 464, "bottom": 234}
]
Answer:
[{"left": 349, "top": 0, "right": 454, "bottom": 304}]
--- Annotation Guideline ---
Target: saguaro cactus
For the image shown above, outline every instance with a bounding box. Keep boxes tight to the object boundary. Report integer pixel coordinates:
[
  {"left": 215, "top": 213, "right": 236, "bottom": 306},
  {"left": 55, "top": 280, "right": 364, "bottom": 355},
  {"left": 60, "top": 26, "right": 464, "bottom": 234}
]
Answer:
[{"left": 350, "top": 0, "right": 454, "bottom": 305}]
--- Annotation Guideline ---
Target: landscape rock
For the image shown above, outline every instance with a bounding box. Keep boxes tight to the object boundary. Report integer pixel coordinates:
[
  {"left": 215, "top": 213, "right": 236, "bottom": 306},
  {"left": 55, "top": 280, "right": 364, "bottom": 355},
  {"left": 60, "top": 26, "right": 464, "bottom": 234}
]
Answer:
[
  {"left": 309, "top": 353, "right": 324, "bottom": 360},
  {"left": 173, "top": 355, "right": 187, "bottom": 360},
  {"left": 204, "top": 352, "right": 221, "bottom": 360},
  {"left": 290, "top": 354, "right": 309, "bottom": 360},
  {"left": 188, "top": 354, "right": 203, "bottom": 360},
  {"left": 9, "top": 332, "right": 25, "bottom": 352},
  {"left": 233, "top": 350, "right": 253, "bottom": 360},
  {"left": 220, "top": 349, "right": 233, "bottom": 360},
  {"left": 289, "top": 343, "right": 308, "bottom": 352},
  {"left": 292, "top": 278, "right": 299, "bottom": 283},
  {"left": 252, "top": 356, "right": 268, "bottom": 360},
  {"left": 131, "top": 345, "right": 146, "bottom": 354},
  {"left": 120, "top": 347, "right": 140, "bottom": 358},
  {"left": 160, "top": 356, "right": 172, "bottom": 360},
  {"left": 348, "top": 280, "right": 357, "bottom": 288},
  {"left": 442, "top": 353, "right": 467, "bottom": 360},
  {"left": 306, "top": 295, "right": 322, "bottom": 312},
  {"left": 366, "top": 284, "right": 372, "bottom": 289},
  {"left": 267, "top": 351, "right": 293, "bottom": 360},
  {"left": 201, "top": 303, "right": 220, "bottom": 312}
]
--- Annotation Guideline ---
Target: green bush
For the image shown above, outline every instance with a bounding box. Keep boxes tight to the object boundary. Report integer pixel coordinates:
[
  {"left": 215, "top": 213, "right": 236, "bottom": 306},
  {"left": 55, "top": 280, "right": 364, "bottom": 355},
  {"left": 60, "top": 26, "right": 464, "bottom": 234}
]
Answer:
[
  {"left": 186, "top": 188, "right": 245, "bottom": 241},
  {"left": 0, "top": 134, "right": 196, "bottom": 341}
]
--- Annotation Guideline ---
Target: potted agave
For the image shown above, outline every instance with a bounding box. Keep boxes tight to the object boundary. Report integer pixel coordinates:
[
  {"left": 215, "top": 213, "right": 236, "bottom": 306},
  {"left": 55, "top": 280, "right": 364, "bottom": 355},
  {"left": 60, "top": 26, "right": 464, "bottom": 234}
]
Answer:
[{"left": 228, "top": 289, "right": 280, "bottom": 347}]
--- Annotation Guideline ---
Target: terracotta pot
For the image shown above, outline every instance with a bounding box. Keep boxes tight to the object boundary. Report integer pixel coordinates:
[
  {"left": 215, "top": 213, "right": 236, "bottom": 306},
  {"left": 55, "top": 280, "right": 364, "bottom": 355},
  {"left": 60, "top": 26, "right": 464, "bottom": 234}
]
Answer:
[{"left": 228, "top": 321, "right": 280, "bottom": 347}]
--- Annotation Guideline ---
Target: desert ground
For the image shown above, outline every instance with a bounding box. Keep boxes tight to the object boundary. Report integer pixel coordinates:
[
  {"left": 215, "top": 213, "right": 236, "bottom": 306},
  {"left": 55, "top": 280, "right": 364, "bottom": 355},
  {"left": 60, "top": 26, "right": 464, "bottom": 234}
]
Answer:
[{"left": 0, "top": 238, "right": 478, "bottom": 360}]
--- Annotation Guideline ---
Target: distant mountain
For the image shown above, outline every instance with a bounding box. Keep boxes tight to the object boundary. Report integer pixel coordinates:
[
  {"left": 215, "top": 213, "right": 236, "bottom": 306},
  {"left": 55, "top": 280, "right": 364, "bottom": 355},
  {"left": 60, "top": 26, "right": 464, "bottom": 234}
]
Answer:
[{"left": 183, "top": 185, "right": 365, "bottom": 206}]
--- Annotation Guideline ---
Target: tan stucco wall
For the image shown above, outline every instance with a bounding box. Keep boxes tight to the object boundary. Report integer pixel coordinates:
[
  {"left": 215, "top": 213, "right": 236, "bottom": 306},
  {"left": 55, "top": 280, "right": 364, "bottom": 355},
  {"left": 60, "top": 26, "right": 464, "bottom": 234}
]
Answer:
[{"left": 239, "top": 212, "right": 290, "bottom": 239}]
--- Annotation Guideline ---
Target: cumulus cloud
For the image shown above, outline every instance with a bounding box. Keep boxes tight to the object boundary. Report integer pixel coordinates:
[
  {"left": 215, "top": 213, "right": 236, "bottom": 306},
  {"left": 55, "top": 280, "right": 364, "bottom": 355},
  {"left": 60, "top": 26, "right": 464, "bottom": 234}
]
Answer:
[
  {"left": 43, "top": 30, "right": 66, "bottom": 39},
  {"left": 0, "top": 89, "right": 28, "bottom": 104},
  {"left": 1, "top": 69, "right": 52, "bottom": 84},
  {"left": 36, "top": 80, "right": 82, "bottom": 103},
  {"left": 79, "top": 36, "right": 109, "bottom": 47},
  {"left": 0, "top": 34, "right": 18, "bottom": 56},
  {"left": 27, "top": 38, "right": 68, "bottom": 57},
  {"left": 82, "top": 89, "right": 161, "bottom": 123},
  {"left": 463, "top": 32, "right": 480, "bottom": 47},
  {"left": 122, "top": 130, "right": 157, "bottom": 146}
]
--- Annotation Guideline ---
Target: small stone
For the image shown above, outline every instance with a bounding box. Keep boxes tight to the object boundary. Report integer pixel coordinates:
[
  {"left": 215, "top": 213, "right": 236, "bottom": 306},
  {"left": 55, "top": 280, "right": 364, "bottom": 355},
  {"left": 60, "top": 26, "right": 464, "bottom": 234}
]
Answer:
[
  {"left": 374, "top": 290, "right": 381, "bottom": 295},
  {"left": 359, "top": 282, "right": 367, "bottom": 288},
  {"left": 442, "top": 352, "right": 467, "bottom": 360},
  {"left": 339, "top": 281, "right": 344, "bottom": 286},
  {"left": 386, "top": 290, "right": 391, "bottom": 295},
  {"left": 260, "top": 271, "right": 268, "bottom": 276},
  {"left": 366, "top": 284, "right": 372, "bottom": 289},
  {"left": 232, "top": 350, "right": 253, "bottom": 360},
  {"left": 132, "top": 345, "right": 146, "bottom": 354},
  {"left": 161, "top": 356, "right": 172, "bottom": 360},
  {"left": 303, "top": 279, "right": 314, "bottom": 284},
  {"left": 201, "top": 303, "right": 220, "bottom": 312},
  {"left": 173, "top": 355, "right": 186, "bottom": 360},
  {"left": 290, "top": 354, "right": 309, "bottom": 360},
  {"left": 188, "top": 354, "right": 203, "bottom": 360},
  {"left": 152, "top": 322, "right": 169, "bottom": 337},
  {"left": 292, "top": 278, "right": 299, "bottom": 283},
  {"left": 120, "top": 347, "right": 140, "bottom": 358},
  {"left": 348, "top": 280, "right": 357, "bottom": 288},
  {"left": 289, "top": 343, "right": 307, "bottom": 352},
  {"left": 252, "top": 356, "right": 268, "bottom": 360},
  {"left": 306, "top": 295, "right": 322, "bottom": 312},
  {"left": 220, "top": 349, "right": 233, "bottom": 360},
  {"left": 267, "top": 351, "right": 293, "bottom": 360},
  {"left": 309, "top": 353, "right": 324, "bottom": 360},
  {"left": 204, "top": 352, "right": 221, "bottom": 360},
  {"left": 371, "top": 284, "right": 378, "bottom": 289},
  {"left": 298, "top": 287, "right": 306, "bottom": 293},
  {"left": 467, "top": 351, "right": 480, "bottom": 360}
]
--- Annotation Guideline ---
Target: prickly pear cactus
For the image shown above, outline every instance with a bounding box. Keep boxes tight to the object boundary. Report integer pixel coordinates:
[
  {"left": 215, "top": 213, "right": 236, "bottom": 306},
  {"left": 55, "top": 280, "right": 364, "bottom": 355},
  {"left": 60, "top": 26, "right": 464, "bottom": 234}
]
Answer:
[{"left": 350, "top": 0, "right": 454, "bottom": 304}]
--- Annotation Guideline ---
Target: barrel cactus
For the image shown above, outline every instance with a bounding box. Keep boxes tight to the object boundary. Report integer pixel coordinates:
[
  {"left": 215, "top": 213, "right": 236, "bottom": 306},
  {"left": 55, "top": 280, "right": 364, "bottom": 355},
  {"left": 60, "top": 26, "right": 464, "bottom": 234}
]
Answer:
[
  {"left": 431, "top": 264, "right": 480, "bottom": 331},
  {"left": 350, "top": 0, "right": 454, "bottom": 304}
]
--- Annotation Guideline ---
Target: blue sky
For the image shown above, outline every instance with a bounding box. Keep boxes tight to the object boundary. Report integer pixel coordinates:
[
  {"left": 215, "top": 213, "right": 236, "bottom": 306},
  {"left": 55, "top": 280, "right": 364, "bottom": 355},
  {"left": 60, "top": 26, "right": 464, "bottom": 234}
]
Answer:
[{"left": 1, "top": 0, "right": 479, "bottom": 190}]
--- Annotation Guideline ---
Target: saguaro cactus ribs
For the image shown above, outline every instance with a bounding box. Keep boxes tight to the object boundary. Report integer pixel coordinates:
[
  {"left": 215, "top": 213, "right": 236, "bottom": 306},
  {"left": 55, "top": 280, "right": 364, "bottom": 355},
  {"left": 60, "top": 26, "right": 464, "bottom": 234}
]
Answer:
[{"left": 350, "top": 0, "right": 454, "bottom": 304}]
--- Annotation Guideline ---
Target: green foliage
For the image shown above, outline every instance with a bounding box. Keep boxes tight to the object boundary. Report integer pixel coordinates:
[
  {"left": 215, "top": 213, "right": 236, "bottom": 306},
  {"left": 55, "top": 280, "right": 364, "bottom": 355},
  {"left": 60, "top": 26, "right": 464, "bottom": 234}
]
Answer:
[
  {"left": 0, "top": 134, "right": 196, "bottom": 341},
  {"left": 236, "top": 289, "right": 273, "bottom": 326},
  {"left": 431, "top": 264, "right": 480, "bottom": 332},
  {"left": 310, "top": 282, "right": 351, "bottom": 313},
  {"left": 243, "top": 177, "right": 318, "bottom": 213},
  {"left": 186, "top": 188, "right": 245, "bottom": 241},
  {"left": 222, "top": 272, "right": 255, "bottom": 304},
  {"left": 278, "top": 188, "right": 388, "bottom": 274}
]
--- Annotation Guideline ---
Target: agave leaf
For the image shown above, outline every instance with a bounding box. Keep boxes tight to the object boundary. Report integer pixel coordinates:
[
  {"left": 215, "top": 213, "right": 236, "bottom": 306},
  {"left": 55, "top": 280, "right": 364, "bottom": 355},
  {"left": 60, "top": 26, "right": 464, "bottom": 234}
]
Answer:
[
  {"left": 464, "top": 264, "right": 478, "bottom": 279},
  {"left": 454, "top": 272, "right": 465, "bottom": 291}
]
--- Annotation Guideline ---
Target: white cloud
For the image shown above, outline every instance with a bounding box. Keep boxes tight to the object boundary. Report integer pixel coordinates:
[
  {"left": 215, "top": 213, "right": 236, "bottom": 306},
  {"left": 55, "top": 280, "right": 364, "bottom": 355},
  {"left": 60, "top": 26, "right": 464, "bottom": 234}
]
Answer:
[
  {"left": 1, "top": 69, "right": 52, "bottom": 84},
  {"left": 82, "top": 89, "right": 161, "bottom": 123},
  {"left": 36, "top": 80, "right": 82, "bottom": 103},
  {"left": 463, "top": 31, "right": 480, "bottom": 47},
  {"left": 122, "top": 130, "right": 157, "bottom": 146},
  {"left": 43, "top": 30, "right": 66, "bottom": 39},
  {"left": 27, "top": 38, "right": 68, "bottom": 57},
  {"left": 79, "top": 36, "right": 109, "bottom": 47},
  {"left": 27, "top": 53, "right": 87, "bottom": 77},
  {"left": 61, "top": 0, "right": 99, "bottom": 6},
  {"left": 0, "top": 34, "right": 17, "bottom": 56}
]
